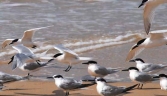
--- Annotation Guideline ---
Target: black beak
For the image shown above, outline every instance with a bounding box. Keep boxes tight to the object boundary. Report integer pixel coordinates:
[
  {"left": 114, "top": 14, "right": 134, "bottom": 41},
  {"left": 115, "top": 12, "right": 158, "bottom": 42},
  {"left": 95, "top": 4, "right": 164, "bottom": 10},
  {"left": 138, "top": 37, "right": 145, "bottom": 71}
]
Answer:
[
  {"left": 122, "top": 69, "right": 129, "bottom": 71},
  {"left": 153, "top": 76, "right": 160, "bottom": 78},
  {"left": 9, "top": 42, "right": 13, "bottom": 45},
  {"left": 47, "top": 76, "right": 53, "bottom": 79},
  {"left": 129, "top": 60, "right": 135, "bottom": 62},
  {"left": 82, "top": 62, "right": 89, "bottom": 65},
  {"left": 138, "top": 3, "right": 144, "bottom": 8}
]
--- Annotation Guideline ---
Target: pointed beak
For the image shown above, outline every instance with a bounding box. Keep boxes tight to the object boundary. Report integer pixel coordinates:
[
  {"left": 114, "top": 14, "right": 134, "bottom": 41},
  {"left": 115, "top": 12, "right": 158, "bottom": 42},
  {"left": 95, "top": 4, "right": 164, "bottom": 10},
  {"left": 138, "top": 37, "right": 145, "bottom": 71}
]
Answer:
[
  {"left": 47, "top": 76, "right": 54, "bottom": 79},
  {"left": 138, "top": 3, "right": 143, "bottom": 8},
  {"left": 9, "top": 42, "right": 13, "bottom": 45},
  {"left": 122, "top": 69, "right": 129, "bottom": 71},
  {"left": 153, "top": 76, "right": 160, "bottom": 78},
  {"left": 129, "top": 60, "right": 135, "bottom": 62},
  {"left": 82, "top": 62, "right": 89, "bottom": 65}
]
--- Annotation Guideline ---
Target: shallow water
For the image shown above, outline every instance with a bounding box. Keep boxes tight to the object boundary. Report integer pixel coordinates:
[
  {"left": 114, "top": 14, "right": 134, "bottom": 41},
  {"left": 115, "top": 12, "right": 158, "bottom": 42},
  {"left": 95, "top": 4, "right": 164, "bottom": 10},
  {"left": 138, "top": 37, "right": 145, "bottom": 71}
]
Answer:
[{"left": 0, "top": 0, "right": 167, "bottom": 81}]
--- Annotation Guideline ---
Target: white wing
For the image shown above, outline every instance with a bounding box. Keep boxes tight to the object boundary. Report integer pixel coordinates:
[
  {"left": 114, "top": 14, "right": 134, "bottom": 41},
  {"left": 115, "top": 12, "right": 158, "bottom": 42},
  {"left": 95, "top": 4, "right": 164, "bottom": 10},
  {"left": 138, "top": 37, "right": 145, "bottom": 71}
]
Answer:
[
  {"left": 21, "top": 25, "right": 54, "bottom": 42},
  {"left": 149, "top": 30, "right": 167, "bottom": 40},
  {"left": 12, "top": 44, "right": 34, "bottom": 56},
  {"left": 1, "top": 39, "right": 14, "bottom": 49},
  {"left": 54, "top": 44, "right": 78, "bottom": 56},
  {"left": 143, "top": 0, "right": 166, "bottom": 34},
  {"left": 11, "top": 53, "right": 33, "bottom": 70},
  {"left": 126, "top": 44, "right": 145, "bottom": 61}
]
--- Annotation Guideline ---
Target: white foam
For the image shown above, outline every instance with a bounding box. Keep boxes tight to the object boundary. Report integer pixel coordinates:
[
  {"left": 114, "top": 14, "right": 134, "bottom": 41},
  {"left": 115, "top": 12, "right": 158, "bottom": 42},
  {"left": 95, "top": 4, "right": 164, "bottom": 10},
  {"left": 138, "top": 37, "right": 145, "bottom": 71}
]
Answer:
[{"left": 0, "top": 33, "right": 142, "bottom": 57}]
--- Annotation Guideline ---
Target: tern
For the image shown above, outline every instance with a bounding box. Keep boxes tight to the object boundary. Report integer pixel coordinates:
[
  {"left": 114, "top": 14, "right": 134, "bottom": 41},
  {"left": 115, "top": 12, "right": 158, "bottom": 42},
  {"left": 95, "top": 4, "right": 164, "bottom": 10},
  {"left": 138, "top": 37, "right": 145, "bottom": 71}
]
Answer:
[
  {"left": 96, "top": 78, "right": 138, "bottom": 96},
  {"left": 12, "top": 44, "right": 52, "bottom": 61},
  {"left": 138, "top": 0, "right": 167, "bottom": 34},
  {"left": 153, "top": 74, "right": 167, "bottom": 90},
  {"left": 82, "top": 61, "right": 121, "bottom": 79},
  {"left": 53, "top": 44, "right": 92, "bottom": 72},
  {"left": 122, "top": 67, "right": 158, "bottom": 89},
  {"left": 51, "top": 75, "right": 95, "bottom": 96},
  {"left": 129, "top": 58, "right": 167, "bottom": 73},
  {"left": 8, "top": 53, "right": 54, "bottom": 76},
  {"left": 126, "top": 30, "right": 167, "bottom": 61},
  {"left": 1, "top": 25, "right": 53, "bottom": 49}
]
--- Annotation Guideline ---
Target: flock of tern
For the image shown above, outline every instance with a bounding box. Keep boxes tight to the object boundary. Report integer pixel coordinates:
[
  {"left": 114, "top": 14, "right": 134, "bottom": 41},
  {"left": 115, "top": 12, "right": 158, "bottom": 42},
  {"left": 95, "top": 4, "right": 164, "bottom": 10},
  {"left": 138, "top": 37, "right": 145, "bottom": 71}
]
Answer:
[{"left": 0, "top": 0, "right": 167, "bottom": 96}]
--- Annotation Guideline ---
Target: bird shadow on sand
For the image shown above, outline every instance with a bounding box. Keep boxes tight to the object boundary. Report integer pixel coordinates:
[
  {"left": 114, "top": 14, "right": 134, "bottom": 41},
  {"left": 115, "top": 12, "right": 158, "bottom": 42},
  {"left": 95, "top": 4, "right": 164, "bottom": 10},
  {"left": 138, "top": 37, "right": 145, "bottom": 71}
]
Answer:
[
  {"left": 15, "top": 93, "right": 55, "bottom": 96},
  {"left": 52, "top": 90, "right": 98, "bottom": 96},
  {"left": 138, "top": 88, "right": 160, "bottom": 90},
  {"left": 3, "top": 88, "right": 30, "bottom": 91},
  {"left": 45, "top": 65, "right": 86, "bottom": 70}
]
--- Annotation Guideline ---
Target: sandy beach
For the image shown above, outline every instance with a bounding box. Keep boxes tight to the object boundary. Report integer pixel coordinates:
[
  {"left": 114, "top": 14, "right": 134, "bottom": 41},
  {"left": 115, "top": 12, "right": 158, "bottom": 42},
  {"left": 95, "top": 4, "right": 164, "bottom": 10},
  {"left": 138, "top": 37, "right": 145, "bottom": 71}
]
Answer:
[{"left": 0, "top": 80, "right": 166, "bottom": 96}]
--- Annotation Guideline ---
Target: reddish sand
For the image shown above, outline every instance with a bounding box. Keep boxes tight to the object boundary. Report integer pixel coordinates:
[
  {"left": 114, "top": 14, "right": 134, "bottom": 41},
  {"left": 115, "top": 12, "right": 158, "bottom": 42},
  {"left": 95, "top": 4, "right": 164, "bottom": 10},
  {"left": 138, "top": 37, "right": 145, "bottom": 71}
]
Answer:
[{"left": 0, "top": 81, "right": 167, "bottom": 96}]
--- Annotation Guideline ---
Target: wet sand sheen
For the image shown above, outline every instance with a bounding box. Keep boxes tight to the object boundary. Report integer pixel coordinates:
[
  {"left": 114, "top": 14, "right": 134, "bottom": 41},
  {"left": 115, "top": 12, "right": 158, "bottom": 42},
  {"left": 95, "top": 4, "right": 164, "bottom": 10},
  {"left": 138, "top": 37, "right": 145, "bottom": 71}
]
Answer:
[{"left": 1, "top": 81, "right": 167, "bottom": 96}]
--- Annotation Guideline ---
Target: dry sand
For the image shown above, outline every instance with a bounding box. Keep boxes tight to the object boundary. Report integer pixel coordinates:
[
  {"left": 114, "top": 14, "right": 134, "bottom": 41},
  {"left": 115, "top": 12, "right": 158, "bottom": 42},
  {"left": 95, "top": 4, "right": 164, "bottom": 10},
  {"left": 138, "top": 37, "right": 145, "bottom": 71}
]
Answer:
[{"left": 0, "top": 80, "right": 167, "bottom": 96}]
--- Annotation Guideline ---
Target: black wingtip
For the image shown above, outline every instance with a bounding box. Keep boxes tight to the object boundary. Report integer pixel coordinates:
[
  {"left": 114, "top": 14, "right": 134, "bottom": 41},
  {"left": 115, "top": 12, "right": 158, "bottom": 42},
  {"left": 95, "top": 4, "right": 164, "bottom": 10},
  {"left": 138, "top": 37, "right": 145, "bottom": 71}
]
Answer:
[
  {"left": 8, "top": 56, "right": 14, "bottom": 64},
  {"left": 76, "top": 83, "right": 95, "bottom": 89},
  {"left": 122, "top": 84, "right": 138, "bottom": 93}
]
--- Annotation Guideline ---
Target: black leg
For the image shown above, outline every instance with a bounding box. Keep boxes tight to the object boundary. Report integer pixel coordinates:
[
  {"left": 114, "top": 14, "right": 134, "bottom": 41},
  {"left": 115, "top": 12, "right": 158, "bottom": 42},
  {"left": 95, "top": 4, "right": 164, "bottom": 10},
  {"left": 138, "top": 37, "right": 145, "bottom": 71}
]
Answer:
[
  {"left": 137, "top": 83, "right": 140, "bottom": 89},
  {"left": 67, "top": 66, "right": 72, "bottom": 72},
  {"left": 64, "top": 66, "right": 70, "bottom": 72},
  {"left": 140, "top": 84, "right": 143, "bottom": 89},
  {"left": 65, "top": 91, "right": 69, "bottom": 96},
  {"left": 64, "top": 66, "right": 72, "bottom": 72}
]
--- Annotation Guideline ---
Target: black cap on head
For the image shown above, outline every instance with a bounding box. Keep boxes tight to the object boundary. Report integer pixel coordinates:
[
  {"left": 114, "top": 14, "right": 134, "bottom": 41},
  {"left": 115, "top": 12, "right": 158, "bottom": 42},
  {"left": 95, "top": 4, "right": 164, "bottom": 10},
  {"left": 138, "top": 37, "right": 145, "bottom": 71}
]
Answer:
[
  {"left": 159, "top": 74, "right": 167, "bottom": 78},
  {"left": 122, "top": 67, "right": 139, "bottom": 71},
  {"left": 138, "top": 0, "right": 148, "bottom": 8},
  {"left": 129, "top": 67, "right": 139, "bottom": 71},
  {"left": 82, "top": 61, "right": 97, "bottom": 65},
  {"left": 9, "top": 39, "right": 19, "bottom": 45},
  {"left": 53, "top": 53, "right": 63, "bottom": 58},
  {"left": 53, "top": 75, "right": 63, "bottom": 78},
  {"left": 96, "top": 78, "right": 106, "bottom": 83},
  {"left": 134, "top": 58, "right": 145, "bottom": 63}
]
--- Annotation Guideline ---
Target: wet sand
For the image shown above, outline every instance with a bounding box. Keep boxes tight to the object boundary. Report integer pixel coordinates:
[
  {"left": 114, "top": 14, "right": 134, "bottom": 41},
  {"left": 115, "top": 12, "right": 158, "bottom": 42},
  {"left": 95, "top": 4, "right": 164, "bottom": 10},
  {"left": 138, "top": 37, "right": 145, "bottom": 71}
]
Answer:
[{"left": 0, "top": 80, "right": 167, "bottom": 96}]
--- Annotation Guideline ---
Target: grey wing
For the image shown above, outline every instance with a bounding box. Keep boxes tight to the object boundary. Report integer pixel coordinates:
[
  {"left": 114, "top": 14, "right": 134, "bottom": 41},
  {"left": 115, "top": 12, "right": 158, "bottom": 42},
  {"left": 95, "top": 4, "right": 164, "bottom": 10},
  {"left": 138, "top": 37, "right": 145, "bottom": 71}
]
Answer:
[
  {"left": 0, "top": 72, "right": 23, "bottom": 82},
  {"left": 101, "top": 85, "right": 123, "bottom": 96},
  {"left": 54, "top": 44, "right": 78, "bottom": 56},
  {"left": 12, "top": 44, "right": 34, "bottom": 56},
  {"left": 136, "top": 73, "right": 152, "bottom": 82},
  {"left": 60, "top": 79, "right": 81, "bottom": 90},
  {"left": 12, "top": 53, "right": 30, "bottom": 70},
  {"left": 142, "top": 64, "right": 163, "bottom": 72},
  {"left": 94, "top": 66, "right": 109, "bottom": 76}
]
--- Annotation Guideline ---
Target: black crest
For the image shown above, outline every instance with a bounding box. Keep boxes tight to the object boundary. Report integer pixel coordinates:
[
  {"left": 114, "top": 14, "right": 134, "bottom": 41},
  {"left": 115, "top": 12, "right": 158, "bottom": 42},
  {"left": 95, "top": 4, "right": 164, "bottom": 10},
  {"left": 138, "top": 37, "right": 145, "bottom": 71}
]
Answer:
[
  {"left": 53, "top": 75, "right": 63, "bottom": 78},
  {"left": 135, "top": 58, "right": 145, "bottom": 63}
]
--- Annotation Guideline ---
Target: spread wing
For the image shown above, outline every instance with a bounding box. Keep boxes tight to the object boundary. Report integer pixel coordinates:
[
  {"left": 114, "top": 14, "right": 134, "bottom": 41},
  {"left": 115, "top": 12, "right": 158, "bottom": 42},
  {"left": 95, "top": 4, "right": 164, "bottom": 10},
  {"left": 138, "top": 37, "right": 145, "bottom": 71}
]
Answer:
[
  {"left": 1, "top": 39, "right": 14, "bottom": 49},
  {"left": 12, "top": 44, "right": 34, "bottom": 56},
  {"left": 126, "top": 45, "right": 145, "bottom": 61},
  {"left": 143, "top": 1, "right": 159, "bottom": 34},
  {"left": 11, "top": 53, "right": 32, "bottom": 70},
  {"left": 54, "top": 44, "right": 78, "bottom": 56},
  {"left": 149, "top": 30, "right": 167, "bottom": 40},
  {"left": 21, "top": 25, "right": 54, "bottom": 41}
]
